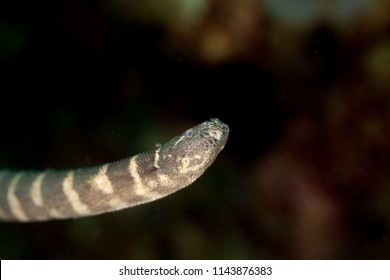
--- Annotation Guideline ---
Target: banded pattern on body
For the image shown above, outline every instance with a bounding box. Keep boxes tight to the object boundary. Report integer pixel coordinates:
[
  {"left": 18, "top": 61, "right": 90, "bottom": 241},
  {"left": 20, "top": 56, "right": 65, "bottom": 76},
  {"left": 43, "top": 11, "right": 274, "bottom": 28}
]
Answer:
[{"left": 0, "top": 118, "right": 229, "bottom": 222}]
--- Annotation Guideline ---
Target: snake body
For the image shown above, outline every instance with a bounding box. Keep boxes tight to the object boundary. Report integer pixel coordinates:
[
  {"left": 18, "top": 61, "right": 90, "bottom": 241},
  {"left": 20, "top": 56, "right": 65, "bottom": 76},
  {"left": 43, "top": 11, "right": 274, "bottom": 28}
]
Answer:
[{"left": 0, "top": 118, "right": 229, "bottom": 222}]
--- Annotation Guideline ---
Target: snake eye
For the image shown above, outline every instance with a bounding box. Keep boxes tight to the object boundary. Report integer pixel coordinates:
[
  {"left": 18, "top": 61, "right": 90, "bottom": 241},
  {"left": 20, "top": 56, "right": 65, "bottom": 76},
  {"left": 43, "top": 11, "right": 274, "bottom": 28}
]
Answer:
[{"left": 186, "top": 130, "right": 194, "bottom": 137}]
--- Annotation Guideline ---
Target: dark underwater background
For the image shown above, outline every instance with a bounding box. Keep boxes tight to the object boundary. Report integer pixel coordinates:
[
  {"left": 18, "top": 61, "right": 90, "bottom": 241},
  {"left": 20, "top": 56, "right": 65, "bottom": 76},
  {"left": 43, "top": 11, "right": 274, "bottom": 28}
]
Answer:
[{"left": 1, "top": 0, "right": 390, "bottom": 259}]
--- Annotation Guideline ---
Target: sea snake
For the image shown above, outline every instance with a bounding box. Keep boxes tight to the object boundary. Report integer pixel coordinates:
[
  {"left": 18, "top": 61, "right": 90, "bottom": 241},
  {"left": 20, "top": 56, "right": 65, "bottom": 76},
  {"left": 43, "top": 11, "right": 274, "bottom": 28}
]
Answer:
[{"left": 0, "top": 118, "right": 229, "bottom": 222}]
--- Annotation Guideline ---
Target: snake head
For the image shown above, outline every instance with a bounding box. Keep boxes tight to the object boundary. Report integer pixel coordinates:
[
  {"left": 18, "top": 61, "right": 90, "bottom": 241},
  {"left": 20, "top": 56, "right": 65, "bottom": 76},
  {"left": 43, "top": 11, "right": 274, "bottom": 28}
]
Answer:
[{"left": 157, "top": 118, "right": 229, "bottom": 185}]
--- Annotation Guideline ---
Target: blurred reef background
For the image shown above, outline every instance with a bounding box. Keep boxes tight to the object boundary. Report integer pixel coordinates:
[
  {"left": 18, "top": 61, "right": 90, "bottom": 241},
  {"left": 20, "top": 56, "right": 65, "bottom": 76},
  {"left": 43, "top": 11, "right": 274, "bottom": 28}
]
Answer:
[{"left": 1, "top": 0, "right": 390, "bottom": 259}]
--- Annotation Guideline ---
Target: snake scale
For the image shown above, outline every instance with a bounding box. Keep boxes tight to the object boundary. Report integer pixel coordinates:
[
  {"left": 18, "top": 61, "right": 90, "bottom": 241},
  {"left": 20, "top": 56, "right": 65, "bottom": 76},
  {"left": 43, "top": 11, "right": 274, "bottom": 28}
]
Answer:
[{"left": 0, "top": 118, "right": 229, "bottom": 222}]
